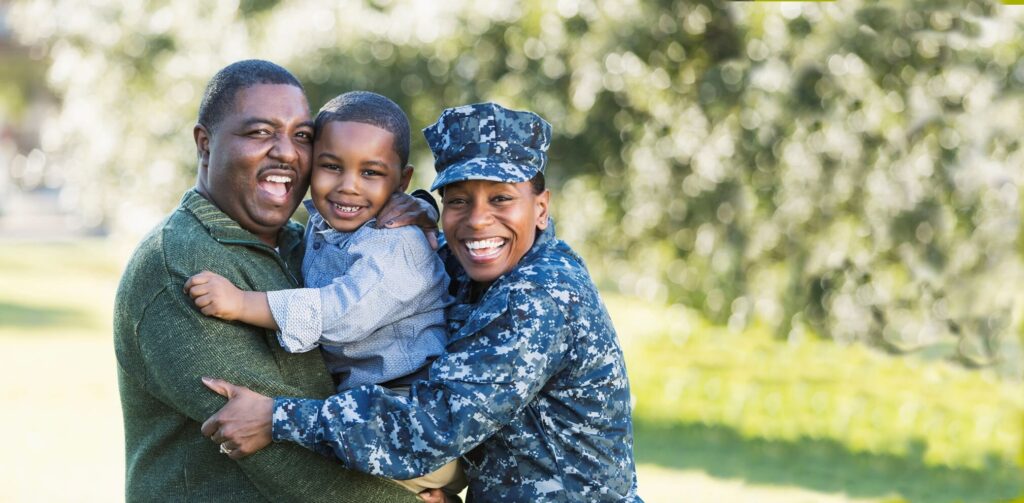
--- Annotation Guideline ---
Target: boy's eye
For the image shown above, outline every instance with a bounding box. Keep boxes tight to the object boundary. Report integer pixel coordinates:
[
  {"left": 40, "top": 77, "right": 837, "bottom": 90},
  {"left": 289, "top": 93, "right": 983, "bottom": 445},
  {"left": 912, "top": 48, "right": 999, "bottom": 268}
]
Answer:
[
  {"left": 320, "top": 163, "right": 341, "bottom": 171},
  {"left": 362, "top": 169, "right": 383, "bottom": 177}
]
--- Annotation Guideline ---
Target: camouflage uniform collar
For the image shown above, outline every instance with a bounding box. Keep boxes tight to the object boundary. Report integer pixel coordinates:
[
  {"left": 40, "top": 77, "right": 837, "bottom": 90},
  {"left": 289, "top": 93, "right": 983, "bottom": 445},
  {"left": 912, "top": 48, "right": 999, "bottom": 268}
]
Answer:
[{"left": 180, "top": 188, "right": 303, "bottom": 254}]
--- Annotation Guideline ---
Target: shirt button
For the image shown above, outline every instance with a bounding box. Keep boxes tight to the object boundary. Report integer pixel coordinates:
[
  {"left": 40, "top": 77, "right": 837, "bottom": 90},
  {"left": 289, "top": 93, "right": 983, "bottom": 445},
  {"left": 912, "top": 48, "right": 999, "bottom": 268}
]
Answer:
[{"left": 313, "top": 242, "right": 322, "bottom": 250}]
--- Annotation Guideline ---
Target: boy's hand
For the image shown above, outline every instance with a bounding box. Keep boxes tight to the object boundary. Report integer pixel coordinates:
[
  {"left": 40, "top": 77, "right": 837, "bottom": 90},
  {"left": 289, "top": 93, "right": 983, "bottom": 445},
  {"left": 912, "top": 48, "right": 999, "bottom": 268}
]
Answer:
[
  {"left": 377, "top": 192, "right": 440, "bottom": 250},
  {"left": 185, "top": 271, "right": 245, "bottom": 321}
]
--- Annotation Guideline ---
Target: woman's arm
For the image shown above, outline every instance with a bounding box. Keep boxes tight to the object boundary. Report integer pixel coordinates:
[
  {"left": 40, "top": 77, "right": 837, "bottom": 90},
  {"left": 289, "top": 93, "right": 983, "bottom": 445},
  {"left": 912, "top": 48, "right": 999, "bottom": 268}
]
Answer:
[{"left": 203, "top": 283, "right": 570, "bottom": 479}]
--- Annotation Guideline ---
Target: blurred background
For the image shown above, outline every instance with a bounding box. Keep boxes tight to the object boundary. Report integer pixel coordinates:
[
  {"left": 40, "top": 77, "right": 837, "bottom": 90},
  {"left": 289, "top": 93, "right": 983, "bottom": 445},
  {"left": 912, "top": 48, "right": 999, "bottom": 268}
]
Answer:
[{"left": 1, "top": 0, "right": 1022, "bottom": 501}]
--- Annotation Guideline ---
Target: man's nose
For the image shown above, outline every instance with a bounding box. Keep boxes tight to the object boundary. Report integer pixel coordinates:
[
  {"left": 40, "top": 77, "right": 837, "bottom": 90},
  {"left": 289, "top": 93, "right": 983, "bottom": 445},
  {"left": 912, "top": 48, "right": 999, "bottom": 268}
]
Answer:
[{"left": 269, "top": 134, "right": 300, "bottom": 165}]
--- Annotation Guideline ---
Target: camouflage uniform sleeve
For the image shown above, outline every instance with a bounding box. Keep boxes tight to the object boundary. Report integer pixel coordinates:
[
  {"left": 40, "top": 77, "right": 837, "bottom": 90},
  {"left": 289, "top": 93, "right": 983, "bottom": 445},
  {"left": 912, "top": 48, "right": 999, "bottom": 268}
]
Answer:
[{"left": 272, "top": 283, "right": 571, "bottom": 479}]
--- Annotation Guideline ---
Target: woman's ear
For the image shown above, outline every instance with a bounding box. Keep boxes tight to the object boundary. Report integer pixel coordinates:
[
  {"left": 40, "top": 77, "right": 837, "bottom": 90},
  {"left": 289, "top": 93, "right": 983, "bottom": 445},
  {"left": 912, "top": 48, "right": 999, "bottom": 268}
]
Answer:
[{"left": 535, "top": 189, "right": 550, "bottom": 230}]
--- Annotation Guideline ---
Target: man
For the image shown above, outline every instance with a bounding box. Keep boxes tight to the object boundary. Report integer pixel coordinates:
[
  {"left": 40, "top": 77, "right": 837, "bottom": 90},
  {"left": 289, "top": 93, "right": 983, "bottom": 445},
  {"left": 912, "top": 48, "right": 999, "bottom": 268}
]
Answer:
[{"left": 113, "top": 59, "right": 425, "bottom": 502}]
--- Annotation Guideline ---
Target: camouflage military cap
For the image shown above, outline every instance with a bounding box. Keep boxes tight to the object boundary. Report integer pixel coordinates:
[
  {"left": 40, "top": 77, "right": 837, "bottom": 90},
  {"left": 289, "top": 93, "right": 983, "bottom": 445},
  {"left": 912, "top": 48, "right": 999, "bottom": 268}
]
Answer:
[{"left": 424, "top": 102, "right": 552, "bottom": 191}]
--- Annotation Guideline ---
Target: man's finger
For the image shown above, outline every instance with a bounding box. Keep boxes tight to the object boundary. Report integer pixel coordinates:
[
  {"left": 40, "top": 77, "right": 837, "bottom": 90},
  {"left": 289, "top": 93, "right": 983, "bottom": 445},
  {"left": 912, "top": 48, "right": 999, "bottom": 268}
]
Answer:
[
  {"left": 202, "top": 377, "right": 234, "bottom": 398},
  {"left": 426, "top": 230, "right": 439, "bottom": 251},
  {"left": 200, "top": 415, "right": 219, "bottom": 438}
]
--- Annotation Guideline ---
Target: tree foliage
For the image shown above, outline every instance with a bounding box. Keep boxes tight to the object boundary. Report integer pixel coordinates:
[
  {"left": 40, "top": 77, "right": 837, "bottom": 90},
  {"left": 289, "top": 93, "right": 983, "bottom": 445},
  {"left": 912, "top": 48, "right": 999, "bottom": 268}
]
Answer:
[{"left": 8, "top": 0, "right": 1023, "bottom": 372}]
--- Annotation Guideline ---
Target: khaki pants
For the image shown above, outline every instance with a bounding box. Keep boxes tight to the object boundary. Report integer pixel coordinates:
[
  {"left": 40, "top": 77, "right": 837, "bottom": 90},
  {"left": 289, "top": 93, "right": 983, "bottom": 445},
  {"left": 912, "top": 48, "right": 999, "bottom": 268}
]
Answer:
[
  {"left": 386, "top": 385, "right": 467, "bottom": 495},
  {"left": 393, "top": 458, "right": 467, "bottom": 494}
]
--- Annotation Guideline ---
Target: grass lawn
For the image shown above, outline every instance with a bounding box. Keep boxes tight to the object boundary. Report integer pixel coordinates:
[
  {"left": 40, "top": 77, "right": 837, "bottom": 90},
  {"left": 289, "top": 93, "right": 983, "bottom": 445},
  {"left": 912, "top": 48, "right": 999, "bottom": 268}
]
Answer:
[{"left": 1, "top": 239, "right": 1021, "bottom": 502}]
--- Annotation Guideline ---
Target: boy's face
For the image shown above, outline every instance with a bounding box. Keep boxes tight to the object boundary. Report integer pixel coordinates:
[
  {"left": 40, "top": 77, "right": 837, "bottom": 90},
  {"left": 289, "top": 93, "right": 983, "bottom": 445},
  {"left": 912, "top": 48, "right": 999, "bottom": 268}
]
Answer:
[
  {"left": 310, "top": 121, "right": 412, "bottom": 232},
  {"left": 441, "top": 179, "right": 549, "bottom": 287}
]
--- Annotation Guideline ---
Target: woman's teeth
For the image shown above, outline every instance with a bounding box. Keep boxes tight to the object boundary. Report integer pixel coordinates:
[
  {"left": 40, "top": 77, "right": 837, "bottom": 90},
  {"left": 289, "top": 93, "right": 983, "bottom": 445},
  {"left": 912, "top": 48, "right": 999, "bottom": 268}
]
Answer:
[{"left": 466, "top": 238, "right": 505, "bottom": 257}]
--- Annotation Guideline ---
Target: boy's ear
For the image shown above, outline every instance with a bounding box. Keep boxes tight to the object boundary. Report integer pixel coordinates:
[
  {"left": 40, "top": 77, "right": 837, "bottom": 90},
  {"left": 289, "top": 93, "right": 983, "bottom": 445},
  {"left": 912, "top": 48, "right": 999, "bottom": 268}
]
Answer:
[
  {"left": 398, "top": 165, "right": 414, "bottom": 192},
  {"left": 535, "top": 189, "right": 550, "bottom": 230},
  {"left": 193, "top": 124, "right": 211, "bottom": 168}
]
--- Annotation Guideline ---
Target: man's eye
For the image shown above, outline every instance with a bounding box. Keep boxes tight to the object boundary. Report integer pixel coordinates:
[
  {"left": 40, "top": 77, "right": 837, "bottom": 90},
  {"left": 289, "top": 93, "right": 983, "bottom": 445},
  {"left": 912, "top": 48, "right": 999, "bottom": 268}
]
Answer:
[
  {"left": 250, "top": 129, "right": 272, "bottom": 137},
  {"left": 492, "top": 195, "right": 513, "bottom": 203},
  {"left": 296, "top": 131, "right": 313, "bottom": 142}
]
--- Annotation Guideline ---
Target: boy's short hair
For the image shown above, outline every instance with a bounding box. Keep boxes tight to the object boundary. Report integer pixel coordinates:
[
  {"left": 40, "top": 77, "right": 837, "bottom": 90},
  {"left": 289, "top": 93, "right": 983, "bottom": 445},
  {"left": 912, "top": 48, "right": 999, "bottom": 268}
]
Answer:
[
  {"left": 315, "top": 91, "right": 411, "bottom": 167},
  {"left": 198, "top": 59, "right": 304, "bottom": 131}
]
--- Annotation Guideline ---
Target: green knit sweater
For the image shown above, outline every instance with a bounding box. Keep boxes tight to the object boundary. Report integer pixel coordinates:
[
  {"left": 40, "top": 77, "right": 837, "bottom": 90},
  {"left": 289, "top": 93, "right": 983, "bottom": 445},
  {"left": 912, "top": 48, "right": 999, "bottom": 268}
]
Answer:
[{"left": 113, "top": 189, "right": 416, "bottom": 502}]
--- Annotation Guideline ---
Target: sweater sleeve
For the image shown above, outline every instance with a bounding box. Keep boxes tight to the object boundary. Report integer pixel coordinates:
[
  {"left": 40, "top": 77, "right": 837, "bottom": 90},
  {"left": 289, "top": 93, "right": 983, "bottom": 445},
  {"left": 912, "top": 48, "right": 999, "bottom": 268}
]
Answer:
[
  {"left": 272, "top": 284, "right": 570, "bottom": 479},
  {"left": 135, "top": 285, "right": 418, "bottom": 502}
]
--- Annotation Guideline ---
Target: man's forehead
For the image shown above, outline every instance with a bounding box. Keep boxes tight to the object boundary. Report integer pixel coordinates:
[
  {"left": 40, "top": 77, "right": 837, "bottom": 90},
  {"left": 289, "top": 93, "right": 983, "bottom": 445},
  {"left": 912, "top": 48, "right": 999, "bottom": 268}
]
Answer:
[{"left": 230, "top": 83, "right": 310, "bottom": 120}]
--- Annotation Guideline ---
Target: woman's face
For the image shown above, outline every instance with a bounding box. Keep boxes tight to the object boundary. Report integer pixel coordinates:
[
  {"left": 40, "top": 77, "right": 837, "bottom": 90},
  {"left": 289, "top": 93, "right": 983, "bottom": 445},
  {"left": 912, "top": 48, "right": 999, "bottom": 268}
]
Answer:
[{"left": 441, "top": 179, "right": 549, "bottom": 287}]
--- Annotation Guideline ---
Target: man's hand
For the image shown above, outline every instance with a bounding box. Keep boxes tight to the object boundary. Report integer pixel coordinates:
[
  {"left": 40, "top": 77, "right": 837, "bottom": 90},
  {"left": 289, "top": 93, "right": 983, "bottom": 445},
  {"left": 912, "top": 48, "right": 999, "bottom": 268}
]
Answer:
[
  {"left": 376, "top": 192, "right": 440, "bottom": 250},
  {"left": 200, "top": 377, "right": 274, "bottom": 460},
  {"left": 185, "top": 271, "right": 245, "bottom": 321}
]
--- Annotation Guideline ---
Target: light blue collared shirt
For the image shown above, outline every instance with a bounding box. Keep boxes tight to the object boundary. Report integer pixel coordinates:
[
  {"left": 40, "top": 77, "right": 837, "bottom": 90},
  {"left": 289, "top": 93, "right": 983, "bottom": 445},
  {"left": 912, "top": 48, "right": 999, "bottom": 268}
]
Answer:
[{"left": 266, "top": 200, "right": 452, "bottom": 390}]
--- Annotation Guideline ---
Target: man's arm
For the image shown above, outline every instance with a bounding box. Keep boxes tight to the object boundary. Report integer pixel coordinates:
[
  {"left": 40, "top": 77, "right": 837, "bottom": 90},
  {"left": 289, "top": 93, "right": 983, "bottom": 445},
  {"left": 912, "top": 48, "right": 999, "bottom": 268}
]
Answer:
[{"left": 137, "top": 284, "right": 417, "bottom": 502}]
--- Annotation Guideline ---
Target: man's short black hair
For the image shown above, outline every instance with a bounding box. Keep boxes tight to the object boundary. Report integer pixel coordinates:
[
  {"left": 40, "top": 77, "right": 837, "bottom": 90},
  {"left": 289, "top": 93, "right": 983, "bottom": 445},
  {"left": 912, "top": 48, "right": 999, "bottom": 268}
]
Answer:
[
  {"left": 314, "top": 91, "right": 411, "bottom": 167},
  {"left": 197, "top": 59, "right": 304, "bottom": 131}
]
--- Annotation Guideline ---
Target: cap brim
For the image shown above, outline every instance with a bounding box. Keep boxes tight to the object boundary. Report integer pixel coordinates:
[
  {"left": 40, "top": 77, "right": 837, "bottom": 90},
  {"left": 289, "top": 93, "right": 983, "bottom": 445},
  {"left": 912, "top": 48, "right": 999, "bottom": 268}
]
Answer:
[{"left": 430, "top": 158, "right": 540, "bottom": 191}]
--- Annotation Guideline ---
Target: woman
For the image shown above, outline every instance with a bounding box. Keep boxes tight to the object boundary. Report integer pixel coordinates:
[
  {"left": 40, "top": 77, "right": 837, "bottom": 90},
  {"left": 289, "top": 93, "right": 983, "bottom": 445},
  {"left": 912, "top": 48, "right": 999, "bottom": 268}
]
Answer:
[{"left": 201, "top": 103, "right": 641, "bottom": 502}]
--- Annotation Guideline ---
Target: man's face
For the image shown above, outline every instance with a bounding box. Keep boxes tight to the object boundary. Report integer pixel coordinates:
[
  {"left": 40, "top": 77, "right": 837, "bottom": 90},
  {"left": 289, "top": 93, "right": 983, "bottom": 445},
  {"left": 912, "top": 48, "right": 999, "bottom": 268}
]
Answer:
[
  {"left": 194, "top": 84, "right": 313, "bottom": 245},
  {"left": 310, "top": 121, "right": 412, "bottom": 232},
  {"left": 441, "top": 179, "right": 549, "bottom": 287}
]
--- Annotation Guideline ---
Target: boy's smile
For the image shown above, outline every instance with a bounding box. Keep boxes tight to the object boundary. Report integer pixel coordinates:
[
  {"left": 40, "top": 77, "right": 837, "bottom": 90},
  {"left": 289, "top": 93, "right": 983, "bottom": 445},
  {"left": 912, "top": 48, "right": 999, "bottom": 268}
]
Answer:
[{"left": 311, "top": 121, "right": 412, "bottom": 232}]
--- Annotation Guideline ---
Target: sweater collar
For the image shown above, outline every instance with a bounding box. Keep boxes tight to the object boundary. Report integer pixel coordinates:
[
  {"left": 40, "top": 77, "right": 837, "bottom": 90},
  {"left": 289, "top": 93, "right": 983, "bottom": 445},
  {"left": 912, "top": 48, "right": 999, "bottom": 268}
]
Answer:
[{"left": 180, "top": 188, "right": 303, "bottom": 256}]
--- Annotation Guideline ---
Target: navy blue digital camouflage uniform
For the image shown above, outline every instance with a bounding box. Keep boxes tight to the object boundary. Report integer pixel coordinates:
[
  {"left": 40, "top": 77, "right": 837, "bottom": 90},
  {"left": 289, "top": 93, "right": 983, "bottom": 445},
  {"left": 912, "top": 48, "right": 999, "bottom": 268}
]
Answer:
[{"left": 272, "top": 103, "right": 641, "bottom": 502}]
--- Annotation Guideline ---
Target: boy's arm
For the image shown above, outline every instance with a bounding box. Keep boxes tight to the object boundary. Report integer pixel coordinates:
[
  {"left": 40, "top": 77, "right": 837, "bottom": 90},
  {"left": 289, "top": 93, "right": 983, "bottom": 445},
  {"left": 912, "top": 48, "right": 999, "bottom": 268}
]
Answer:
[
  {"left": 185, "top": 271, "right": 279, "bottom": 330},
  {"left": 267, "top": 227, "right": 445, "bottom": 353}
]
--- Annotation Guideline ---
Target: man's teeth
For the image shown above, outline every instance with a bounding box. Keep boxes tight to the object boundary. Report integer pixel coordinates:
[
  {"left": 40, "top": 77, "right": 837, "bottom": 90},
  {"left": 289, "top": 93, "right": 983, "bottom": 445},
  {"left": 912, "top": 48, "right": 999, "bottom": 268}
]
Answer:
[{"left": 264, "top": 175, "right": 292, "bottom": 183}]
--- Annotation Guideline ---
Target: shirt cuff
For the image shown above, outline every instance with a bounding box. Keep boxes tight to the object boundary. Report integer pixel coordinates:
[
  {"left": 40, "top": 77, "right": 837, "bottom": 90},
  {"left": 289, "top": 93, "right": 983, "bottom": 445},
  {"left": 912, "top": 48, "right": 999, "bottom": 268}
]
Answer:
[
  {"left": 266, "top": 288, "right": 323, "bottom": 353},
  {"left": 272, "top": 397, "right": 325, "bottom": 449}
]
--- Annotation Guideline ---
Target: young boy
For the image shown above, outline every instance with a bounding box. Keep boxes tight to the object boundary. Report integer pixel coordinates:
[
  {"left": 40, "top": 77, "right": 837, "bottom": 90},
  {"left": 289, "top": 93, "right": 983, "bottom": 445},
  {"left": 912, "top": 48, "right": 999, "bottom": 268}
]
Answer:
[{"left": 184, "top": 91, "right": 465, "bottom": 496}]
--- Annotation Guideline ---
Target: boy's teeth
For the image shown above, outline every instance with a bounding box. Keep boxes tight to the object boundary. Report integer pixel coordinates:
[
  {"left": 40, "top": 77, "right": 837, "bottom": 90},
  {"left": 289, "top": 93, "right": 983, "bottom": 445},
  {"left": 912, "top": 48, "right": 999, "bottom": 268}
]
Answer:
[{"left": 333, "top": 203, "right": 361, "bottom": 212}]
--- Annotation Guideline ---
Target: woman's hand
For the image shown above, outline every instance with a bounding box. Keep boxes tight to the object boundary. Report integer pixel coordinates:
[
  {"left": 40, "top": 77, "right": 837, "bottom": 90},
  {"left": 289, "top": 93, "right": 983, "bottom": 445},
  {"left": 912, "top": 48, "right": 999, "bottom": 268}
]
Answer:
[
  {"left": 376, "top": 192, "right": 440, "bottom": 250},
  {"left": 200, "top": 377, "right": 274, "bottom": 460}
]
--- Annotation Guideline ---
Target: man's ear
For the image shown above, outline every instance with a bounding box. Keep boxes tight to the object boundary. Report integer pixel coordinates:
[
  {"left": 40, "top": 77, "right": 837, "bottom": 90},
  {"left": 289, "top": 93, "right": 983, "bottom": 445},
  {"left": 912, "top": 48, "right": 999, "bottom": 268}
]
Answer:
[
  {"left": 194, "top": 124, "right": 211, "bottom": 168},
  {"left": 535, "top": 189, "right": 550, "bottom": 230},
  {"left": 398, "top": 165, "right": 414, "bottom": 192}
]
